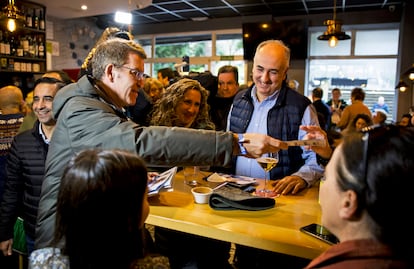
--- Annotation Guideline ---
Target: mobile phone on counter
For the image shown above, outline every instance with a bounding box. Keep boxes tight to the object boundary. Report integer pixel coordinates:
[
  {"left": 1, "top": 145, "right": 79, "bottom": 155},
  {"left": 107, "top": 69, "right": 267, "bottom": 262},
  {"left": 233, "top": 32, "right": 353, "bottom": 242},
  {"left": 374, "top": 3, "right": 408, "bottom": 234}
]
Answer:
[{"left": 300, "top": 223, "right": 339, "bottom": 245}]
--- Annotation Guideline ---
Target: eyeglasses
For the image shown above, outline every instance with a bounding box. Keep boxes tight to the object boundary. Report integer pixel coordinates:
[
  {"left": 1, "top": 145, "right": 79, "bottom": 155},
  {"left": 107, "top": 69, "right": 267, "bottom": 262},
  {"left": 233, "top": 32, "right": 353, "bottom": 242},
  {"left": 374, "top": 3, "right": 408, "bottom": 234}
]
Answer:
[{"left": 116, "top": 65, "right": 145, "bottom": 80}]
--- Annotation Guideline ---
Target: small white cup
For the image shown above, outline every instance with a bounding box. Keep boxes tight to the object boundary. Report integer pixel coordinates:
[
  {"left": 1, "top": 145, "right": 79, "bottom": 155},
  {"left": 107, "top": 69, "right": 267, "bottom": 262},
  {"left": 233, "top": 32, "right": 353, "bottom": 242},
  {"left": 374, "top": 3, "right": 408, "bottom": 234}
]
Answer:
[{"left": 191, "top": 186, "right": 213, "bottom": 204}]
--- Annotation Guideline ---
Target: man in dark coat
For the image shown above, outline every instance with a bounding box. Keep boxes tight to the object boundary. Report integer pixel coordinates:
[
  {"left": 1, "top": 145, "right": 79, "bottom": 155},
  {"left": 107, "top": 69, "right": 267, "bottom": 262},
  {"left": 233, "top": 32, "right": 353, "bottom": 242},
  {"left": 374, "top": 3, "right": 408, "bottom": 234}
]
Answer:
[
  {"left": 0, "top": 77, "right": 67, "bottom": 256},
  {"left": 312, "top": 87, "right": 331, "bottom": 130}
]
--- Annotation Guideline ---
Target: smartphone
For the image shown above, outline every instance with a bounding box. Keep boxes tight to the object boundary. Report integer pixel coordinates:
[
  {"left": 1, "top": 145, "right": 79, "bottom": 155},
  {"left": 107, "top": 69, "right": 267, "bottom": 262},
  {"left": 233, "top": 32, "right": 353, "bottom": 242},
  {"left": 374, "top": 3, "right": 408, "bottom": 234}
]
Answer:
[{"left": 300, "top": 223, "right": 339, "bottom": 245}]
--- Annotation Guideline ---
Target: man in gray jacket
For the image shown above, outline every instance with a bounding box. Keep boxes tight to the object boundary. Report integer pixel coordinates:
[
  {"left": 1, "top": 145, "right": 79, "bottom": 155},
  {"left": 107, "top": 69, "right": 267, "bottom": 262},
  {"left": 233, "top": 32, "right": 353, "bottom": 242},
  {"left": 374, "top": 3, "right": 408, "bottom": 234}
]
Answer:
[{"left": 35, "top": 38, "right": 287, "bottom": 248}]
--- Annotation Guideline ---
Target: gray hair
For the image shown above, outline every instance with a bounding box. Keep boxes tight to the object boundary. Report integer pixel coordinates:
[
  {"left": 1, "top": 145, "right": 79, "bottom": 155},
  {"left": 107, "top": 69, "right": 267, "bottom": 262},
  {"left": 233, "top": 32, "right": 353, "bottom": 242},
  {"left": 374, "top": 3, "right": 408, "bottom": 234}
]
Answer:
[{"left": 91, "top": 38, "right": 147, "bottom": 79}]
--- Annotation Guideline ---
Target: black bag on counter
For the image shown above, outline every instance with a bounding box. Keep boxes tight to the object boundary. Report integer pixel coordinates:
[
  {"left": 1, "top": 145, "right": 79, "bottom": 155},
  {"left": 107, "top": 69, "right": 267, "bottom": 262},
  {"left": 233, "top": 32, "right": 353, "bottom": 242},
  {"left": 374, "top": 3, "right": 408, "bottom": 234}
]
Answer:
[{"left": 209, "top": 185, "right": 275, "bottom": 211}]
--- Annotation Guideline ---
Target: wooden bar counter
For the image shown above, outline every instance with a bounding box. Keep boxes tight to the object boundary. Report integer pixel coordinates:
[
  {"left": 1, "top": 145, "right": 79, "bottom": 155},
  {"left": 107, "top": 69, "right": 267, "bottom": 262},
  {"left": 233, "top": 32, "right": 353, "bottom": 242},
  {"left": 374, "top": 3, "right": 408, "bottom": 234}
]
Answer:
[{"left": 146, "top": 170, "right": 329, "bottom": 260}]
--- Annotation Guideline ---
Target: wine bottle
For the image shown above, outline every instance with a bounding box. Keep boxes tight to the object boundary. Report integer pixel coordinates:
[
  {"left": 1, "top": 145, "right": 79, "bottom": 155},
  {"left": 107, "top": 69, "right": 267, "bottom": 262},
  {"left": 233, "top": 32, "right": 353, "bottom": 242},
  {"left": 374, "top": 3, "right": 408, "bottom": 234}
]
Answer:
[
  {"left": 39, "top": 10, "right": 45, "bottom": 31},
  {"left": 17, "top": 36, "right": 24, "bottom": 57},
  {"left": 22, "top": 35, "right": 29, "bottom": 57},
  {"left": 0, "top": 31, "right": 5, "bottom": 55},
  {"left": 28, "top": 36, "right": 35, "bottom": 57},
  {"left": 26, "top": 8, "right": 32, "bottom": 28},
  {"left": 32, "top": 9, "right": 39, "bottom": 30},
  {"left": 10, "top": 36, "right": 16, "bottom": 56},
  {"left": 4, "top": 33, "right": 11, "bottom": 55},
  {"left": 38, "top": 36, "right": 44, "bottom": 58}
]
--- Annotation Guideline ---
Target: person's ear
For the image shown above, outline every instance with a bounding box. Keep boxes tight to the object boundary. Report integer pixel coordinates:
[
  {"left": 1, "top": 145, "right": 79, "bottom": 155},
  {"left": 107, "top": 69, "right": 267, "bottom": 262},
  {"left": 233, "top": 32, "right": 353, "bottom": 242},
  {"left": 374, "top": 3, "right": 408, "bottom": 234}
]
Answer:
[
  {"left": 283, "top": 67, "right": 289, "bottom": 81},
  {"left": 339, "top": 189, "right": 358, "bottom": 219},
  {"left": 106, "top": 64, "right": 115, "bottom": 82}
]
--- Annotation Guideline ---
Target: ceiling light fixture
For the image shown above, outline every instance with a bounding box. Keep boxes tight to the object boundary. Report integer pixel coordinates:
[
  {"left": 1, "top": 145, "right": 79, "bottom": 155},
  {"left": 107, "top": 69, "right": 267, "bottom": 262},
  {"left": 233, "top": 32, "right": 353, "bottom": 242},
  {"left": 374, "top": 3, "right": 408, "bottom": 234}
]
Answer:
[
  {"left": 395, "top": 79, "right": 408, "bottom": 92},
  {"left": 114, "top": 11, "right": 132, "bottom": 25},
  {"left": 317, "top": 0, "right": 351, "bottom": 47},
  {"left": 403, "top": 64, "right": 414, "bottom": 81},
  {"left": 1, "top": 0, "right": 24, "bottom": 32},
  {"left": 396, "top": 64, "right": 414, "bottom": 92}
]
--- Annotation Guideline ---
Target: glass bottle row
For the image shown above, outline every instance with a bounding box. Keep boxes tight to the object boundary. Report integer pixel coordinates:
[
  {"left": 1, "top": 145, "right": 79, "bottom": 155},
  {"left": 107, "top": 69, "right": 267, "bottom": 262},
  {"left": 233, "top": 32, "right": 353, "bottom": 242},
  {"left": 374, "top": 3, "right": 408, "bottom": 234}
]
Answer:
[
  {"left": 0, "top": 31, "right": 45, "bottom": 59},
  {"left": 22, "top": 6, "right": 46, "bottom": 31},
  {"left": 0, "top": 58, "right": 41, "bottom": 72}
]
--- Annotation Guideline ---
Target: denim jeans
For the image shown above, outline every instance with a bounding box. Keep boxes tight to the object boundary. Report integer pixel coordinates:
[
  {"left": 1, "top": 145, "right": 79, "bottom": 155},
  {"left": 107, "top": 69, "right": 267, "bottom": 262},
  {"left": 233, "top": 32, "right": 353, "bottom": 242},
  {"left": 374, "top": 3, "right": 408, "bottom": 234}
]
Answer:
[{"left": 26, "top": 234, "right": 34, "bottom": 255}]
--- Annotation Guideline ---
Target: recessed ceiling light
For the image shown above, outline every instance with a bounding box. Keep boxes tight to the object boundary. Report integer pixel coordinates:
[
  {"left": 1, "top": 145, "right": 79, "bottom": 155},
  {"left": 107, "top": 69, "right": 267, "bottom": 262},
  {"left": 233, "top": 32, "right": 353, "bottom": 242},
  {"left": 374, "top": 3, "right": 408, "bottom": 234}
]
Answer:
[
  {"left": 191, "top": 17, "right": 208, "bottom": 22},
  {"left": 115, "top": 11, "right": 132, "bottom": 24},
  {"left": 81, "top": 5, "right": 88, "bottom": 11}
]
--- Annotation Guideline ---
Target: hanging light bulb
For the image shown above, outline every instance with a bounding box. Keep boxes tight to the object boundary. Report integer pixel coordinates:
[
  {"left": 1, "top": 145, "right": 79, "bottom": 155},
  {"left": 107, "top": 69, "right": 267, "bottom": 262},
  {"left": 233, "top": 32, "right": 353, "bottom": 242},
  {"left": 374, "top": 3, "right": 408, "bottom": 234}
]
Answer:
[
  {"left": 317, "top": 0, "right": 350, "bottom": 47},
  {"left": 1, "top": 0, "right": 24, "bottom": 32},
  {"left": 6, "top": 17, "right": 16, "bottom": 32},
  {"left": 328, "top": 36, "right": 338, "bottom": 47}
]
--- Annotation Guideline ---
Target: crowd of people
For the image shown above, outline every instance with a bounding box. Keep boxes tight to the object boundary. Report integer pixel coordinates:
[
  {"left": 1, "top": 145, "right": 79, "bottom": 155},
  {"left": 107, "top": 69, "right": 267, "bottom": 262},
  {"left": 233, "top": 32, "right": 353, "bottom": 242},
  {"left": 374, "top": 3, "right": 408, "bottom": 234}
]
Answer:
[{"left": 0, "top": 26, "right": 413, "bottom": 269}]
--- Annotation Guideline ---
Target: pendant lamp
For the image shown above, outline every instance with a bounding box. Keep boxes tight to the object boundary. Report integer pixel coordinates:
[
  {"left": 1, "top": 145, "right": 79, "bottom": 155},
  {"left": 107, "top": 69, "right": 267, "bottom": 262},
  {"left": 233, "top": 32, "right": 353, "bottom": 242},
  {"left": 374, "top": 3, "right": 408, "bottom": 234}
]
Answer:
[
  {"left": 317, "top": 0, "right": 351, "bottom": 47},
  {"left": 1, "top": 0, "right": 24, "bottom": 32}
]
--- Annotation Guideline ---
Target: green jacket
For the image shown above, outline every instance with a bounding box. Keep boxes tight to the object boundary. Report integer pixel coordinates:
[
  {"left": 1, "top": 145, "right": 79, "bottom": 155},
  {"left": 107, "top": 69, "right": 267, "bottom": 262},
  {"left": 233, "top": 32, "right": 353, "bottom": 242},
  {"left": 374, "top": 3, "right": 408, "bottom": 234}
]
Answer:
[{"left": 35, "top": 75, "right": 234, "bottom": 248}]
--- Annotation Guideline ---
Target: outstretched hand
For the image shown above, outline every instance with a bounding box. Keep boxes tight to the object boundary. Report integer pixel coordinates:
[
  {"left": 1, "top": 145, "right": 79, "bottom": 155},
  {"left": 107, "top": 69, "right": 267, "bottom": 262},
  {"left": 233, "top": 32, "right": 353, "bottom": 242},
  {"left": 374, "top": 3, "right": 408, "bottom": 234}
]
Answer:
[
  {"left": 242, "top": 133, "right": 288, "bottom": 158},
  {"left": 300, "top": 125, "right": 332, "bottom": 159}
]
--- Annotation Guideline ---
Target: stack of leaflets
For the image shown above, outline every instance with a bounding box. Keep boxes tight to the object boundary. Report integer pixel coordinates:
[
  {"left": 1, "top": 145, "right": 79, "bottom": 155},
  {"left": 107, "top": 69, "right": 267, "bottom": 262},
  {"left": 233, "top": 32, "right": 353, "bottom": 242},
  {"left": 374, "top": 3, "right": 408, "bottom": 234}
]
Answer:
[
  {"left": 206, "top": 173, "right": 257, "bottom": 188},
  {"left": 148, "top": 166, "right": 177, "bottom": 196}
]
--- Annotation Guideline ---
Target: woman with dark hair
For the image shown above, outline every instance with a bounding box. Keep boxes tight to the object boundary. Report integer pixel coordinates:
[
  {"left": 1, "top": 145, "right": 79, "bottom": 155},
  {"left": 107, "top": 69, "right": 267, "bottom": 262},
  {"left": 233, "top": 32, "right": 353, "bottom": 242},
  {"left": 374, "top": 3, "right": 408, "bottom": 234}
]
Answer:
[
  {"left": 342, "top": 113, "right": 373, "bottom": 137},
  {"left": 150, "top": 78, "right": 215, "bottom": 130},
  {"left": 29, "top": 149, "right": 168, "bottom": 269},
  {"left": 398, "top": 113, "right": 412, "bottom": 127},
  {"left": 303, "top": 124, "right": 414, "bottom": 268}
]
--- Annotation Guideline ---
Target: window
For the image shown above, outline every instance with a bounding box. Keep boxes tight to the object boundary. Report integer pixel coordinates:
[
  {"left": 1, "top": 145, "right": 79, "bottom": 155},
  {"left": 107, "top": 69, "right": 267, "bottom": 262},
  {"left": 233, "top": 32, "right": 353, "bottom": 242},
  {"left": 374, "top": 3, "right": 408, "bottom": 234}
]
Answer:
[
  {"left": 309, "top": 32, "right": 351, "bottom": 56},
  {"left": 155, "top": 34, "right": 212, "bottom": 58},
  {"left": 355, "top": 30, "right": 399, "bottom": 55},
  {"left": 308, "top": 25, "right": 400, "bottom": 121},
  {"left": 136, "top": 30, "right": 245, "bottom": 84}
]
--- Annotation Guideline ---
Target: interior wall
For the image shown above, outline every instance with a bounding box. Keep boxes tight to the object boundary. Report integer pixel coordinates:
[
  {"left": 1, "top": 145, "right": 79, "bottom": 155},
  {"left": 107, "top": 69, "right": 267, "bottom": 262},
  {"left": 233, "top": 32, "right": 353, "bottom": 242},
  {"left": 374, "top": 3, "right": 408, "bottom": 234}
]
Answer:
[{"left": 46, "top": 17, "right": 102, "bottom": 71}]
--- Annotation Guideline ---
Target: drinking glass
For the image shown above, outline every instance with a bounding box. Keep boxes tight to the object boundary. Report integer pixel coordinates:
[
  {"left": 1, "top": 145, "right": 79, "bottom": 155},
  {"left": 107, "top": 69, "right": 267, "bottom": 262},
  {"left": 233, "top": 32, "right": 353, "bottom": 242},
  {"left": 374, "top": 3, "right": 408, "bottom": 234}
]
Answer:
[
  {"left": 255, "top": 152, "right": 279, "bottom": 198},
  {"left": 183, "top": 166, "right": 200, "bottom": 186}
]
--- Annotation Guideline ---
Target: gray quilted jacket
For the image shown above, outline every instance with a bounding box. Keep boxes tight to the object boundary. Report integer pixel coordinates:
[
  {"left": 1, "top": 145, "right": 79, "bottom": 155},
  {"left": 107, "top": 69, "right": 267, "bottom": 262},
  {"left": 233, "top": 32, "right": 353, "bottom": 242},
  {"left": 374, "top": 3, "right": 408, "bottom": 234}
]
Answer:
[{"left": 35, "top": 75, "right": 234, "bottom": 248}]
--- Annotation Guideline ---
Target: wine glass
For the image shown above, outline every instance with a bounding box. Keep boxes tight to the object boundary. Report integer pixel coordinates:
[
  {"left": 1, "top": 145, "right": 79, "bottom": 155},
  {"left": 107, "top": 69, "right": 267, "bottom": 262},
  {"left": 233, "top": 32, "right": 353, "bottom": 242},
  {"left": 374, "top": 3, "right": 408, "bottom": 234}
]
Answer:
[{"left": 255, "top": 152, "right": 279, "bottom": 198}]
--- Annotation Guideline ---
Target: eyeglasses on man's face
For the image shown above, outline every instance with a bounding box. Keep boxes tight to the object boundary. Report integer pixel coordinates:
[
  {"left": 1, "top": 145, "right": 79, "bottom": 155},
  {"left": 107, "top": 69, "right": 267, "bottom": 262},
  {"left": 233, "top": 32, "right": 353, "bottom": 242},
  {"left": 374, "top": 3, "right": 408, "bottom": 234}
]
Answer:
[{"left": 115, "top": 65, "right": 145, "bottom": 80}]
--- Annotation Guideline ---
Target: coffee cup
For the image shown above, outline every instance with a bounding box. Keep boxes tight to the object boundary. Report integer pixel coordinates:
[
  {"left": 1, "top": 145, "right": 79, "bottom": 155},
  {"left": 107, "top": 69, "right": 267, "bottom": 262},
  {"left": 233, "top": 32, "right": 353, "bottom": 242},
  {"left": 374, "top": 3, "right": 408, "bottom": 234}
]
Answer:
[{"left": 191, "top": 186, "right": 213, "bottom": 204}]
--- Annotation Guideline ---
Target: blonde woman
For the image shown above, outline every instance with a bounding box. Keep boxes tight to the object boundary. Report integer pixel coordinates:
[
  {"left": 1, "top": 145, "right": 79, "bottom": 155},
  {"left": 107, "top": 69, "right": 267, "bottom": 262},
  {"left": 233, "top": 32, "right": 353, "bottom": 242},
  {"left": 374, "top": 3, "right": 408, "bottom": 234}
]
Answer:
[{"left": 150, "top": 78, "right": 215, "bottom": 130}]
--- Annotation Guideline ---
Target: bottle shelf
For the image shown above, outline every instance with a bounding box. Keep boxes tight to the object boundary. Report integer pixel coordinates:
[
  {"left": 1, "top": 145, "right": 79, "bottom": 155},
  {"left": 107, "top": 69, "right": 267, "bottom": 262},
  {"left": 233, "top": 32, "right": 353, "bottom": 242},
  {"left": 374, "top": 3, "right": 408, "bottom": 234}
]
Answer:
[
  {"left": 0, "top": 0, "right": 46, "bottom": 95},
  {"left": 0, "top": 55, "right": 46, "bottom": 61}
]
